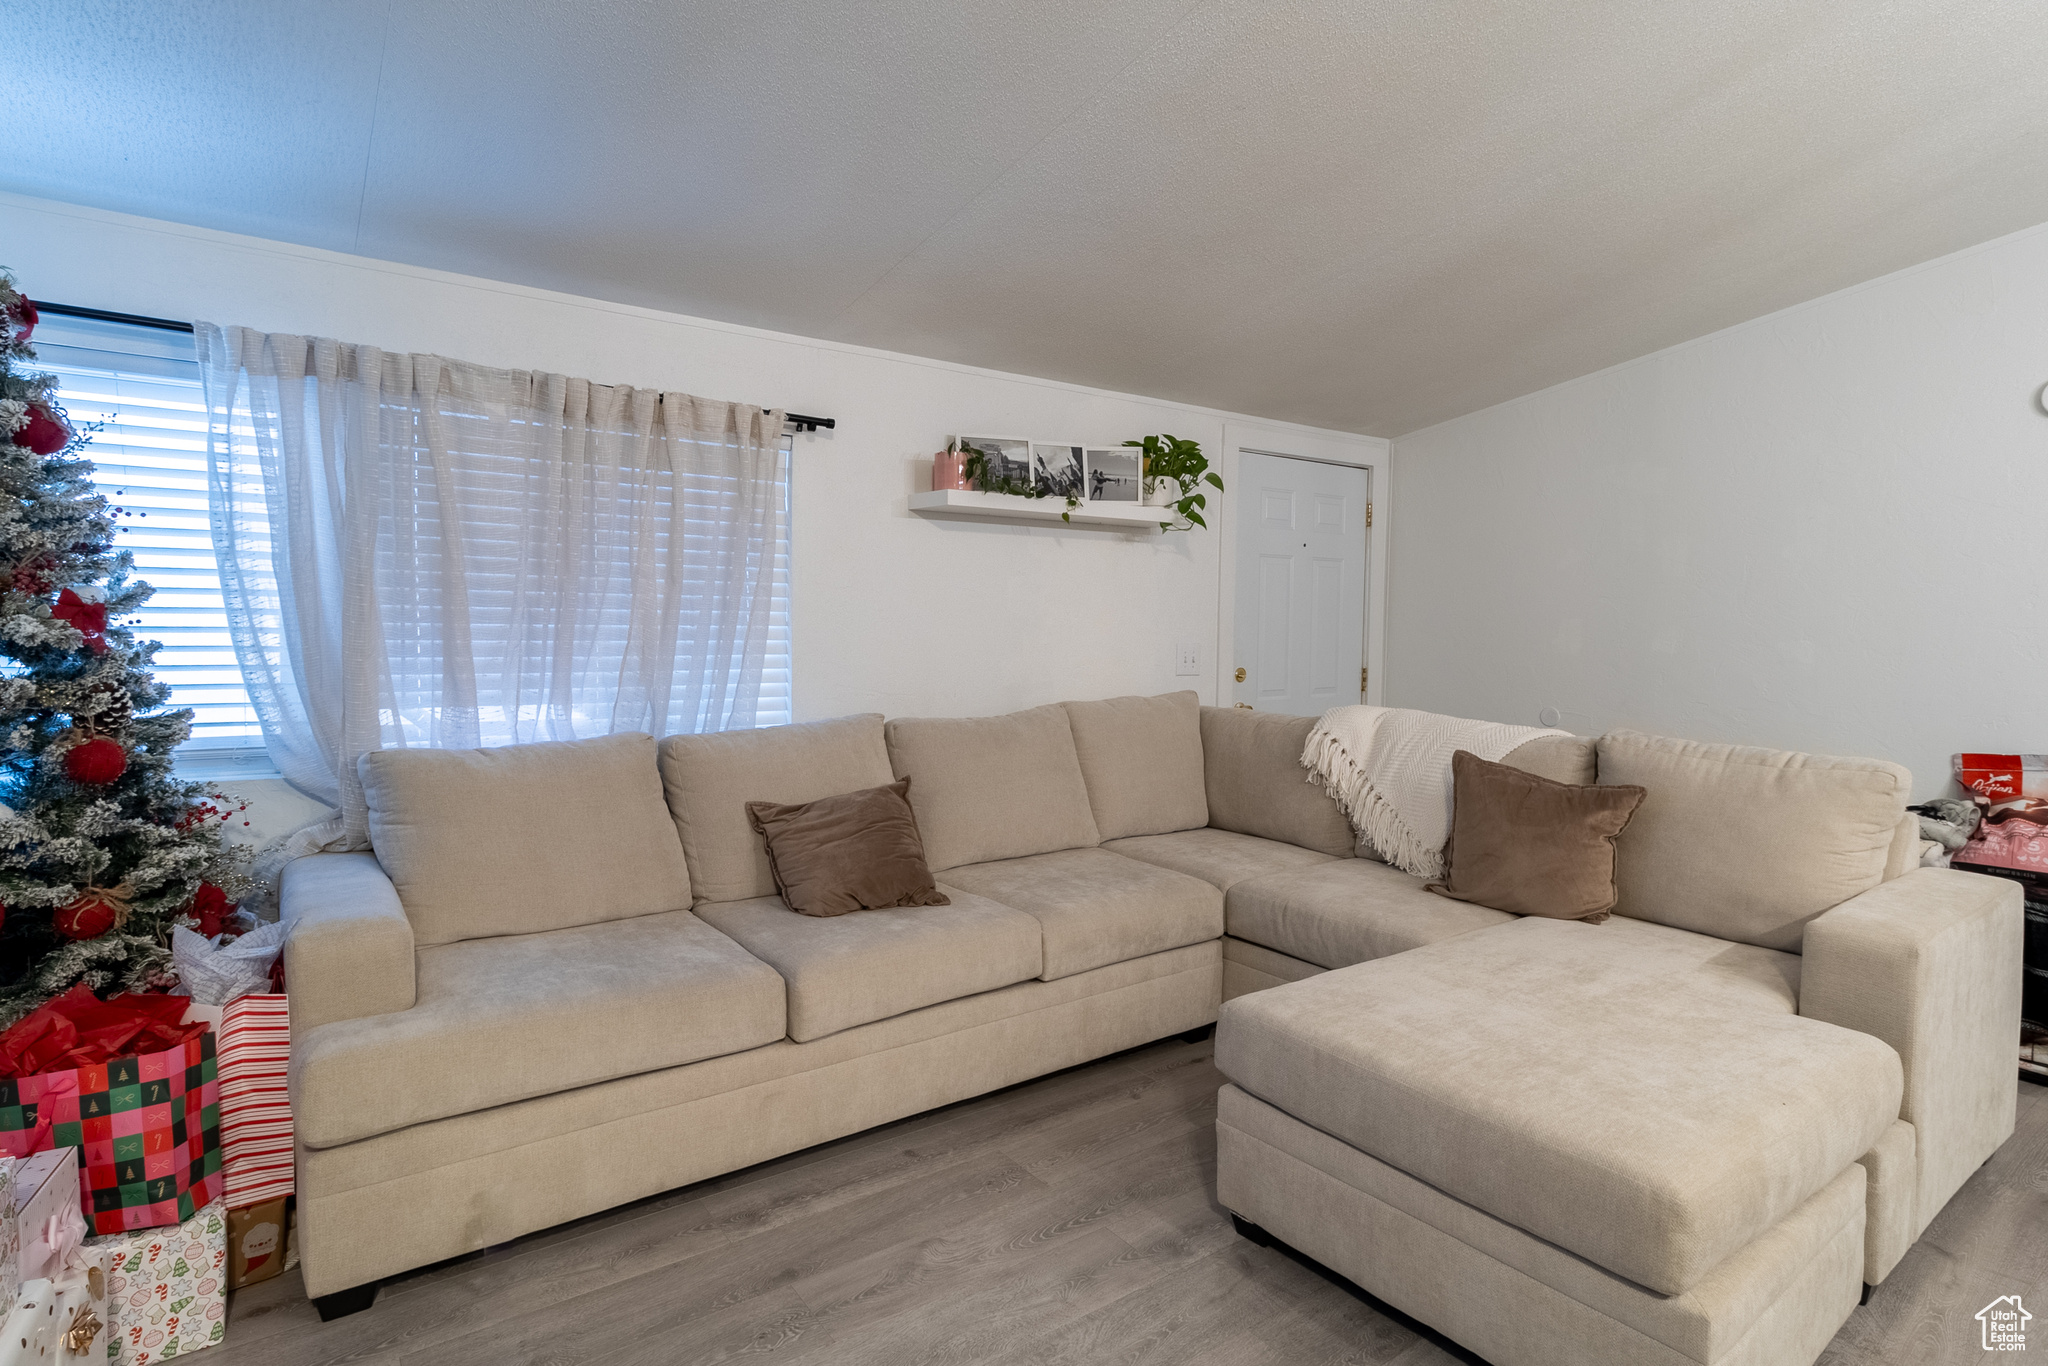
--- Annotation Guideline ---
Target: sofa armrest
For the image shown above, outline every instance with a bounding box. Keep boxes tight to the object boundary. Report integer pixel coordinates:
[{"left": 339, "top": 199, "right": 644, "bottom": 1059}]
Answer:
[
  {"left": 281, "top": 852, "right": 417, "bottom": 1035},
  {"left": 1800, "top": 867, "right": 2023, "bottom": 1234}
]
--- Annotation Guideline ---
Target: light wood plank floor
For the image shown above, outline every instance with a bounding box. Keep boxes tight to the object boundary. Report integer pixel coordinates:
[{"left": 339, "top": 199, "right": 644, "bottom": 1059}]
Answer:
[{"left": 214, "top": 1039, "right": 2048, "bottom": 1366}]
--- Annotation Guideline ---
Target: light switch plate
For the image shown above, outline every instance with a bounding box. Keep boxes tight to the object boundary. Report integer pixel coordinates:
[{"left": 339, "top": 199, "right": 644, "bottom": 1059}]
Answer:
[{"left": 1175, "top": 642, "right": 1201, "bottom": 676}]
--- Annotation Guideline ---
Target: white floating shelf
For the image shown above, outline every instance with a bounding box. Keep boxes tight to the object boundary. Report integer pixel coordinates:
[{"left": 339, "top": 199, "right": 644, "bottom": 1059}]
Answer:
[{"left": 909, "top": 489, "right": 1170, "bottom": 529}]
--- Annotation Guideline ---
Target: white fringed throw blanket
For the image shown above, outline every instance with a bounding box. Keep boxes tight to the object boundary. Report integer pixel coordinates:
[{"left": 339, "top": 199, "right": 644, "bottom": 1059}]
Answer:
[{"left": 1301, "top": 706, "right": 1565, "bottom": 879}]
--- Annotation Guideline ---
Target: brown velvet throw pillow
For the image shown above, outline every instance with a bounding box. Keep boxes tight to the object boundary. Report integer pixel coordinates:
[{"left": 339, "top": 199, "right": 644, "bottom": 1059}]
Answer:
[
  {"left": 745, "top": 778, "right": 951, "bottom": 917},
  {"left": 1426, "top": 750, "right": 1646, "bottom": 923}
]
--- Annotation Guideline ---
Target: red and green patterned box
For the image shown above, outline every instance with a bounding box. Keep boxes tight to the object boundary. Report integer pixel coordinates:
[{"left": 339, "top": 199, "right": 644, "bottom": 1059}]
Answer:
[{"left": 0, "top": 1032, "right": 223, "bottom": 1235}]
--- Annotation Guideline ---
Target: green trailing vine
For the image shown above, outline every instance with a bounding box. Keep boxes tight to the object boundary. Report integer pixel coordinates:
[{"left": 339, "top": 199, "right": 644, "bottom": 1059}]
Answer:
[{"left": 959, "top": 442, "right": 1082, "bottom": 521}]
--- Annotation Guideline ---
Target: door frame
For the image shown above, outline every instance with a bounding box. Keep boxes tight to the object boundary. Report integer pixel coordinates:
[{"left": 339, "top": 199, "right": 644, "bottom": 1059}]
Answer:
[{"left": 1216, "top": 421, "right": 1391, "bottom": 709}]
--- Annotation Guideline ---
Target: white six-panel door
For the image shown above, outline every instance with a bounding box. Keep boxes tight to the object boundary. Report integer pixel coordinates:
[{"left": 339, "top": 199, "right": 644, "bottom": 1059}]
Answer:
[{"left": 1232, "top": 451, "right": 1369, "bottom": 716}]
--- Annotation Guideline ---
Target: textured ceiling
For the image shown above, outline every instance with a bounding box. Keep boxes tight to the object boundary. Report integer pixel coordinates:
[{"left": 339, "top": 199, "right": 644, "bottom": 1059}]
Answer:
[{"left": 12, "top": 1, "right": 2048, "bottom": 436}]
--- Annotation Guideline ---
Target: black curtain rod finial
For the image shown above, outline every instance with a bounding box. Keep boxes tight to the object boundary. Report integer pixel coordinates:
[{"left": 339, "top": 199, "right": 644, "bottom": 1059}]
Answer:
[{"left": 783, "top": 413, "right": 835, "bottom": 433}]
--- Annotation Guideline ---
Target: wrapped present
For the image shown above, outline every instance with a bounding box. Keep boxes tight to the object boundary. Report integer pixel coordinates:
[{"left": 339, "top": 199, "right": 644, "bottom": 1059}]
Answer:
[
  {"left": 214, "top": 996, "right": 291, "bottom": 1207},
  {"left": 0, "top": 990, "right": 222, "bottom": 1236},
  {"left": 14, "top": 1148, "right": 81, "bottom": 1285},
  {"left": 223, "top": 1198, "right": 287, "bottom": 1290},
  {"left": 90, "top": 1202, "right": 226, "bottom": 1365},
  {"left": 0, "top": 1157, "right": 17, "bottom": 1319},
  {"left": 0, "top": 1191, "right": 110, "bottom": 1365},
  {"left": 0, "top": 1255, "right": 111, "bottom": 1365}
]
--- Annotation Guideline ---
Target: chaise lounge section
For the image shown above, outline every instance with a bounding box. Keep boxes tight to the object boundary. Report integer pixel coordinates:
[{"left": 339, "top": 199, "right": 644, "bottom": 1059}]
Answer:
[{"left": 1214, "top": 729, "right": 2023, "bottom": 1366}]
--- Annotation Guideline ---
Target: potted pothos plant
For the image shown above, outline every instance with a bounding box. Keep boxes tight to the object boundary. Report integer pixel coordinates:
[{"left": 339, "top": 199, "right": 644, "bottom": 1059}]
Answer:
[{"left": 1125, "top": 433, "right": 1223, "bottom": 532}]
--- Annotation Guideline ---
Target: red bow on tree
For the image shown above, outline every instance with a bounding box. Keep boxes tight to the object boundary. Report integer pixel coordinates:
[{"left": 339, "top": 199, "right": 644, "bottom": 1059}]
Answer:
[{"left": 51, "top": 589, "right": 107, "bottom": 655}]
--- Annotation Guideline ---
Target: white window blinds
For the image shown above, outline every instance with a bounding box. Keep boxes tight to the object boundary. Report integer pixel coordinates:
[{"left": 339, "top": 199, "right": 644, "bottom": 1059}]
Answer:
[
  {"left": 34, "top": 313, "right": 263, "bottom": 755},
  {"left": 758, "top": 438, "right": 793, "bottom": 728}
]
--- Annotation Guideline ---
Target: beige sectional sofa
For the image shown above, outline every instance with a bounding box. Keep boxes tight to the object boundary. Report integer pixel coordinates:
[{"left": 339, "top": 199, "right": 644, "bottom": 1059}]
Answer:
[{"left": 278, "top": 692, "right": 2022, "bottom": 1366}]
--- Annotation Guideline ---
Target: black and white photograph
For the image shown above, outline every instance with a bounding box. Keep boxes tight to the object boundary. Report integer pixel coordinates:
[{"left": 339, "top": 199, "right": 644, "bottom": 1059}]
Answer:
[
  {"left": 1031, "top": 442, "right": 1086, "bottom": 499},
  {"left": 1084, "top": 445, "right": 1142, "bottom": 501},
  {"left": 955, "top": 435, "right": 1031, "bottom": 489}
]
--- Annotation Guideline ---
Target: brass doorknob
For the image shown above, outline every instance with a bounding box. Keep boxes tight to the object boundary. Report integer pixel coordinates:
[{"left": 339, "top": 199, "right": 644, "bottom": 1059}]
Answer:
[{"left": 1233, "top": 667, "right": 1247, "bottom": 682}]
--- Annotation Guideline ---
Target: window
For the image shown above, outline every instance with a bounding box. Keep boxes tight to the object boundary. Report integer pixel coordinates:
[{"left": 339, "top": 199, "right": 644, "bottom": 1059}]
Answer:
[
  {"left": 36, "top": 313, "right": 270, "bottom": 776},
  {"left": 39, "top": 312, "right": 794, "bottom": 769}
]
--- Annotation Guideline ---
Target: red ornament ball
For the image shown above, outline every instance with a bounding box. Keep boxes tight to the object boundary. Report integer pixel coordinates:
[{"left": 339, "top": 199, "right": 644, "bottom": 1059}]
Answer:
[
  {"left": 54, "top": 891, "right": 118, "bottom": 941},
  {"left": 63, "top": 736, "right": 127, "bottom": 785},
  {"left": 15, "top": 406, "right": 69, "bottom": 456}
]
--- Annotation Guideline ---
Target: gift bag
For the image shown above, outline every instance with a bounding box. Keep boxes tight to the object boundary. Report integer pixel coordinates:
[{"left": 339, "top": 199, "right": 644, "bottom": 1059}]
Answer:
[{"left": 0, "top": 989, "right": 221, "bottom": 1236}]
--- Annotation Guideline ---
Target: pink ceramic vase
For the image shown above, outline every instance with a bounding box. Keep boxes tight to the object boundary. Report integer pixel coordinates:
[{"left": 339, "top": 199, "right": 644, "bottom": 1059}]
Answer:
[{"left": 931, "top": 449, "right": 969, "bottom": 491}]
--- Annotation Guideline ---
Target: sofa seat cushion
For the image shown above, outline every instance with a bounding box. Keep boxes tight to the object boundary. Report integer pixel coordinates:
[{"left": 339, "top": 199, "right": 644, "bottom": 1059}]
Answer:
[
  {"left": 1224, "top": 858, "right": 1512, "bottom": 969},
  {"left": 1104, "top": 828, "right": 1338, "bottom": 893},
  {"left": 939, "top": 847, "right": 1223, "bottom": 980},
  {"left": 293, "top": 909, "right": 786, "bottom": 1148},
  {"left": 694, "top": 890, "right": 1043, "bottom": 1041},
  {"left": 1215, "top": 915, "right": 1902, "bottom": 1296}
]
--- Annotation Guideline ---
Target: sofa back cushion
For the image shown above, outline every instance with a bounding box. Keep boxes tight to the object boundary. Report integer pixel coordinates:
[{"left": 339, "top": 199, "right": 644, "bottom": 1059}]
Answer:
[
  {"left": 885, "top": 704, "right": 1101, "bottom": 871},
  {"left": 1357, "top": 731, "right": 1601, "bottom": 863},
  {"left": 1500, "top": 733, "right": 1598, "bottom": 785},
  {"left": 1060, "top": 691, "right": 1208, "bottom": 841},
  {"left": 361, "top": 732, "right": 690, "bottom": 947},
  {"left": 659, "top": 714, "right": 895, "bottom": 904},
  {"left": 1198, "top": 707, "right": 1355, "bottom": 858},
  {"left": 1599, "top": 729, "right": 1911, "bottom": 952}
]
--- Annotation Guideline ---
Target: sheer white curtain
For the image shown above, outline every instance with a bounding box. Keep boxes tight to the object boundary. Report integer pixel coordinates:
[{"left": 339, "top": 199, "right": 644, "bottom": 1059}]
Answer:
[{"left": 196, "top": 324, "right": 786, "bottom": 850}]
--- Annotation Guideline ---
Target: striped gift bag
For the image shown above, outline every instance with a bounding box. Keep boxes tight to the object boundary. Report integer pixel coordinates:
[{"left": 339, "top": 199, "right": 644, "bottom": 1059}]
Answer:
[{"left": 217, "top": 995, "right": 293, "bottom": 1206}]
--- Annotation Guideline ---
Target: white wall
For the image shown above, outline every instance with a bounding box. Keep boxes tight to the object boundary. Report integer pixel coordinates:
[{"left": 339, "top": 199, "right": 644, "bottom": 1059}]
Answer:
[
  {"left": 1388, "top": 218, "right": 2048, "bottom": 799},
  {"left": 0, "top": 193, "right": 1379, "bottom": 834}
]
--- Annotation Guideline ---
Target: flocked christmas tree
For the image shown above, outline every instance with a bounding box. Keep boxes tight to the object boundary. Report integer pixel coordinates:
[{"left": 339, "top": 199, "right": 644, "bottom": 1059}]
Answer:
[{"left": 0, "top": 269, "right": 249, "bottom": 1025}]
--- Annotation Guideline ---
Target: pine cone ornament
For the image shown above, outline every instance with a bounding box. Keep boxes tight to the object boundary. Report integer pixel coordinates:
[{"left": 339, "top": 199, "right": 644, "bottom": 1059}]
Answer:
[
  {"left": 54, "top": 886, "right": 128, "bottom": 940},
  {"left": 82, "top": 677, "right": 131, "bottom": 730},
  {"left": 63, "top": 734, "right": 127, "bottom": 785}
]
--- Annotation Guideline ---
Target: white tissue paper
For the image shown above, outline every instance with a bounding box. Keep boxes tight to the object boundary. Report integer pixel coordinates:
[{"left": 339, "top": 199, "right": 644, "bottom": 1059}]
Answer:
[{"left": 171, "top": 922, "right": 289, "bottom": 1006}]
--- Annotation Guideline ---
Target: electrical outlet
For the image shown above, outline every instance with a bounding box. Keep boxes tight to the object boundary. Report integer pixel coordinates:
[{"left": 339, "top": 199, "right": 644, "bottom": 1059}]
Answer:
[{"left": 1175, "top": 642, "right": 1201, "bottom": 676}]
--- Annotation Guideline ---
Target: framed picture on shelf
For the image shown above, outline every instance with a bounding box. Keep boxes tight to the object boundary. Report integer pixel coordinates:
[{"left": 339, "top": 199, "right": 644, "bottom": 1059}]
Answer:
[
  {"left": 955, "top": 436, "right": 1032, "bottom": 491},
  {"left": 1031, "top": 443, "right": 1086, "bottom": 499},
  {"left": 1083, "top": 446, "right": 1141, "bottom": 502}
]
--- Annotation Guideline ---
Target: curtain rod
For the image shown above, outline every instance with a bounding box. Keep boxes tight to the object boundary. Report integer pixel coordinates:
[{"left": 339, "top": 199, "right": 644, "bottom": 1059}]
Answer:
[{"left": 31, "top": 301, "right": 837, "bottom": 432}]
